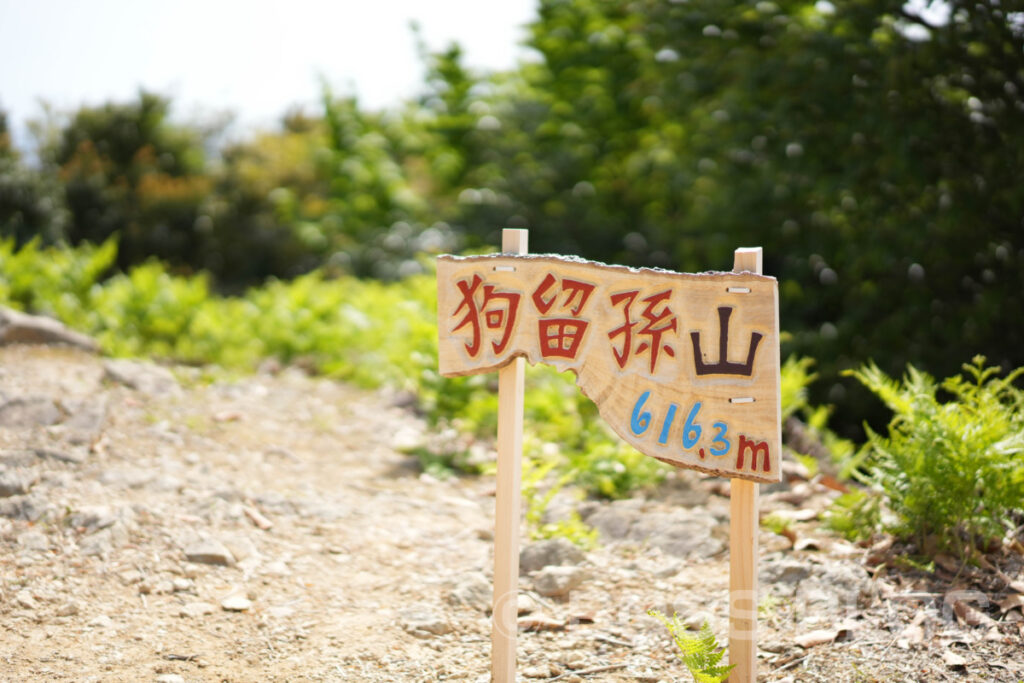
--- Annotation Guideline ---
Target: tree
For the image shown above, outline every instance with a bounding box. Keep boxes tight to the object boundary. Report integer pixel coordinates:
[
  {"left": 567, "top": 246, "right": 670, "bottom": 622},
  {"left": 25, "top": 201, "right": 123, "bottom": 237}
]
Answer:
[
  {"left": 0, "top": 108, "right": 69, "bottom": 245},
  {"left": 442, "top": 0, "right": 1024, "bottom": 433},
  {"left": 43, "top": 91, "right": 212, "bottom": 271}
]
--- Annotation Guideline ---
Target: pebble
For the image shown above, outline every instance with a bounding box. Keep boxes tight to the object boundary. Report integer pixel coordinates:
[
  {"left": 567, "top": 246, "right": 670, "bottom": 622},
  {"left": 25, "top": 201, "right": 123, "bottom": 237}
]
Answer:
[
  {"left": 0, "top": 494, "right": 47, "bottom": 521},
  {"left": 447, "top": 572, "right": 492, "bottom": 613},
  {"left": 0, "top": 306, "right": 97, "bottom": 351},
  {"left": 683, "top": 610, "right": 714, "bottom": 631},
  {"left": 103, "top": 359, "right": 181, "bottom": 396},
  {"left": 532, "top": 566, "right": 586, "bottom": 597},
  {"left": 0, "top": 468, "right": 37, "bottom": 497},
  {"left": 221, "top": 595, "right": 253, "bottom": 612},
  {"left": 15, "top": 590, "right": 37, "bottom": 609},
  {"left": 0, "top": 396, "right": 63, "bottom": 428},
  {"left": 56, "top": 601, "right": 80, "bottom": 617},
  {"left": 88, "top": 615, "right": 113, "bottom": 628},
  {"left": 517, "top": 593, "right": 539, "bottom": 615},
  {"left": 155, "top": 674, "right": 185, "bottom": 683},
  {"left": 180, "top": 602, "right": 217, "bottom": 618},
  {"left": 17, "top": 530, "right": 49, "bottom": 551},
  {"left": 520, "top": 537, "right": 585, "bottom": 573},
  {"left": 183, "top": 539, "right": 236, "bottom": 567},
  {"left": 400, "top": 605, "right": 453, "bottom": 637}
]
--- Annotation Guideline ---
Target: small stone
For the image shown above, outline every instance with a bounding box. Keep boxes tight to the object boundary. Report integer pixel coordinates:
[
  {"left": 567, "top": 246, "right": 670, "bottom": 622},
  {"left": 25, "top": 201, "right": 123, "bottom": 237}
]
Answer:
[
  {"left": 532, "top": 566, "right": 586, "bottom": 597},
  {"left": 522, "top": 665, "right": 550, "bottom": 679},
  {"left": 172, "top": 578, "right": 193, "bottom": 592},
  {"left": 683, "top": 610, "right": 714, "bottom": 631},
  {"left": 183, "top": 539, "right": 235, "bottom": 567},
  {"left": 0, "top": 396, "right": 62, "bottom": 429},
  {"left": 0, "top": 468, "right": 37, "bottom": 497},
  {"left": 628, "top": 509, "right": 723, "bottom": 558},
  {"left": 69, "top": 505, "right": 118, "bottom": 532},
  {"left": 103, "top": 359, "right": 181, "bottom": 396},
  {"left": 263, "top": 560, "right": 290, "bottom": 577},
  {"left": 88, "top": 614, "right": 113, "bottom": 628},
  {"left": 222, "top": 536, "right": 258, "bottom": 563},
  {"left": 17, "top": 530, "right": 49, "bottom": 551},
  {"left": 942, "top": 650, "right": 967, "bottom": 668},
  {"left": 586, "top": 504, "right": 640, "bottom": 540},
  {"left": 79, "top": 529, "right": 114, "bottom": 557},
  {"left": 517, "top": 593, "right": 539, "bottom": 615},
  {"left": 0, "top": 494, "right": 47, "bottom": 521},
  {"left": 0, "top": 306, "right": 97, "bottom": 351},
  {"left": 520, "top": 538, "right": 586, "bottom": 573},
  {"left": 400, "top": 605, "right": 453, "bottom": 637},
  {"left": 155, "top": 674, "right": 185, "bottom": 683},
  {"left": 447, "top": 572, "right": 492, "bottom": 613},
  {"left": 15, "top": 590, "right": 37, "bottom": 609},
  {"left": 180, "top": 602, "right": 217, "bottom": 618},
  {"left": 119, "top": 570, "right": 144, "bottom": 585},
  {"left": 55, "top": 601, "right": 79, "bottom": 617},
  {"left": 221, "top": 595, "right": 253, "bottom": 612}
]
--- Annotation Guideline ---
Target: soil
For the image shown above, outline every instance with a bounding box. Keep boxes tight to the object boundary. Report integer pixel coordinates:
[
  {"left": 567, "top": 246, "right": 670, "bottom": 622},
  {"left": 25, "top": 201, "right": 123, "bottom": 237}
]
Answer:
[{"left": 0, "top": 344, "right": 1021, "bottom": 682}]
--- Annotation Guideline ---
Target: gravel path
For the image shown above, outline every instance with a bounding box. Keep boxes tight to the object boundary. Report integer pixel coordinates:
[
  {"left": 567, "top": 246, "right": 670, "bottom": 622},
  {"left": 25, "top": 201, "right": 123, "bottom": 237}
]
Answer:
[{"left": 1, "top": 345, "right": 1020, "bottom": 682}]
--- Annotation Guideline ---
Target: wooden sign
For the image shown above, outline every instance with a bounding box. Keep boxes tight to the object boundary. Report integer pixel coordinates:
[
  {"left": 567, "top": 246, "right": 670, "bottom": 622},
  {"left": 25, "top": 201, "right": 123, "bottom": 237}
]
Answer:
[
  {"left": 438, "top": 233, "right": 775, "bottom": 683},
  {"left": 437, "top": 253, "right": 781, "bottom": 484}
]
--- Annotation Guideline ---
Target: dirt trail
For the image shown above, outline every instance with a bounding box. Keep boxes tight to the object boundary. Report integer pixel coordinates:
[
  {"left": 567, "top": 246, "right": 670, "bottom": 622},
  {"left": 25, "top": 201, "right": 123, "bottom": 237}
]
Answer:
[{"left": 0, "top": 345, "right": 1020, "bottom": 682}]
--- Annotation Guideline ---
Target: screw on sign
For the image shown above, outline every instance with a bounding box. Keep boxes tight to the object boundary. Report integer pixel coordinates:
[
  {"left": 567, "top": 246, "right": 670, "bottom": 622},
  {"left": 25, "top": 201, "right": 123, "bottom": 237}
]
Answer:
[{"left": 437, "top": 232, "right": 779, "bottom": 683}]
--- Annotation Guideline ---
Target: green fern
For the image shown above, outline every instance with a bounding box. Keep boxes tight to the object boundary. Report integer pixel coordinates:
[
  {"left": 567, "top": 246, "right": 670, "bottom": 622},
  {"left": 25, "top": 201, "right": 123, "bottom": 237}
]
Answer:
[
  {"left": 648, "top": 610, "right": 735, "bottom": 683},
  {"left": 835, "top": 357, "right": 1024, "bottom": 556}
]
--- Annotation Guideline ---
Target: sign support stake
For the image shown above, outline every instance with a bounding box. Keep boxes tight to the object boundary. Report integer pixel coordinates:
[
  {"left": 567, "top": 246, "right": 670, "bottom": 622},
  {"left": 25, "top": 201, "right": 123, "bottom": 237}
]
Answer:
[
  {"left": 491, "top": 228, "right": 528, "bottom": 683},
  {"left": 729, "top": 247, "right": 764, "bottom": 683}
]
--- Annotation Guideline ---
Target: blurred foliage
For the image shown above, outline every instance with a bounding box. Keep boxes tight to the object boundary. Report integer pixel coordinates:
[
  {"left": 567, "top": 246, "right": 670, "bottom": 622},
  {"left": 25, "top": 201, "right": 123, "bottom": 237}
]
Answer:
[
  {"left": 1, "top": 0, "right": 1022, "bottom": 434},
  {"left": 445, "top": 0, "right": 1024, "bottom": 434},
  {"left": 0, "top": 238, "right": 812, "bottom": 501},
  {"left": 0, "top": 110, "right": 68, "bottom": 244}
]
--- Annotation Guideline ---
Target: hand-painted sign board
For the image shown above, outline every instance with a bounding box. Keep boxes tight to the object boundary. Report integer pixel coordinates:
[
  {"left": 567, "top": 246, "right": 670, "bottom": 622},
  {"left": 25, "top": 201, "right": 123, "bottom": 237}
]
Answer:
[{"left": 437, "top": 254, "right": 781, "bottom": 483}]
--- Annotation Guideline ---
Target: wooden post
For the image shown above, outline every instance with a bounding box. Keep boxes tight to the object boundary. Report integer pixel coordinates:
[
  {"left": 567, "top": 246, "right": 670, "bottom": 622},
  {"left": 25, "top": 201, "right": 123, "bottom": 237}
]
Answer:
[
  {"left": 729, "top": 247, "right": 763, "bottom": 682},
  {"left": 492, "top": 228, "right": 528, "bottom": 683}
]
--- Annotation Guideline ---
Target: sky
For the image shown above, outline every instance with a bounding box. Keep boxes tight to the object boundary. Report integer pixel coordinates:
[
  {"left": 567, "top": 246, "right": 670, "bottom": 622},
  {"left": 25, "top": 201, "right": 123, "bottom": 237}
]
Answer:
[{"left": 0, "top": 0, "right": 538, "bottom": 147}]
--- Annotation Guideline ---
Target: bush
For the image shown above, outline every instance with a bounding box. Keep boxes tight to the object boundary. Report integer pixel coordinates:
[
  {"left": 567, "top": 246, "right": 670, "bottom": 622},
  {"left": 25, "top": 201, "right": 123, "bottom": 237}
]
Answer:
[
  {"left": 830, "top": 358, "right": 1024, "bottom": 556},
  {"left": 0, "top": 238, "right": 816, "bottom": 504}
]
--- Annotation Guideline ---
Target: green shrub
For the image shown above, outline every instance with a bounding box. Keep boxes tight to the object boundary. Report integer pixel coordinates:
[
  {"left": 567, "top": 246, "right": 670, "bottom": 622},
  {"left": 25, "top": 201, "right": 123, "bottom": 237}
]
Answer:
[
  {"left": 830, "top": 358, "right": 1024, "bottom": 555},
  {"left": 0, "top": 239, "right": 820, "bottom": 504}
]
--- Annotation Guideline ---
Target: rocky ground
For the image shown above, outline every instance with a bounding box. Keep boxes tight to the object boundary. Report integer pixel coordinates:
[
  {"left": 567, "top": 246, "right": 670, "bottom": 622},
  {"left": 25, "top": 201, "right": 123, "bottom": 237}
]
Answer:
[{"left": 1, "top": 343, "right": 1022, "bottom": 682}]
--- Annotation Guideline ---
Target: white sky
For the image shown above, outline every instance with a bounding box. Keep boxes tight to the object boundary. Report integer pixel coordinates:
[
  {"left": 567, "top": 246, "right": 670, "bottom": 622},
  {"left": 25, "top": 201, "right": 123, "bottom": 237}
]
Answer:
[{"left": 0, "top": 0, "right": 537, "bottom": 147}]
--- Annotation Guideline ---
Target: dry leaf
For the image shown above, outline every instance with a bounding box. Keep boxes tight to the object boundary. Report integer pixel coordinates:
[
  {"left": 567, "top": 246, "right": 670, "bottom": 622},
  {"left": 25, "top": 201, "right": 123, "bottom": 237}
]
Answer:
[
  {"left": 816, "top": 473, "right": 849, "bottom": 493},
  {"left": 997, "top": 594, "right": 1024, "bottom": 613},
  {"left": 983, "top": 626, "right": 1004, "bottom": 643},
  {"left": 934, "top": 554, "right": 961, "bottom": 574},
  {"left": 942, "top": 651, "right": 967, "bottom": 668},
  {"left": 794, "top": 537, "right": 822, "bottom": 551},
  {"left": 518, "top": 615, "right": 565, "bottom": 632},
  {"left": 899, "top": 623, "right": 925, "bottom": 645},
  {"left": 945, "top": 593, "right": 997, "bottom": 628},
  {"left": 865, "top": 536, "right": 894, "bottom": 565},
  {"left": 977, "top": 557, "right": 1024, "bottom": 593},
  {"left": 795, "top": 629, "right": 838, "bottom": 648}
]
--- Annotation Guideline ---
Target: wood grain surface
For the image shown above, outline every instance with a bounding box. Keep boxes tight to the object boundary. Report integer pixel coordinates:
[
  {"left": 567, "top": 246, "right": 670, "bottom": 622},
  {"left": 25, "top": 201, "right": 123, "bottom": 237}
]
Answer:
[{"left": 437, "top": 254, "right": 781, "bottom": 483}]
